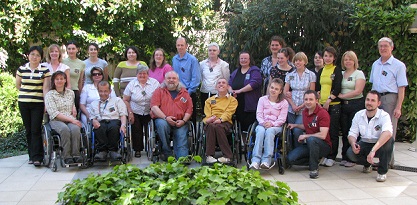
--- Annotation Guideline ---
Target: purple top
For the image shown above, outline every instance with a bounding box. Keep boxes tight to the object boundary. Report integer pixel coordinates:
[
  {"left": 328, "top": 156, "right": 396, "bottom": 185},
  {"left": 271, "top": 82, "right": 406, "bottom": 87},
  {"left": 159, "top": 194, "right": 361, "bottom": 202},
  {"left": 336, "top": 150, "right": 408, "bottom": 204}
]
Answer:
[
  {"left": 229, "top": 66, "right": 262, "bottom": 112},
  {"left": 149, "top": 64, "right": 173, "bottom": 83}
]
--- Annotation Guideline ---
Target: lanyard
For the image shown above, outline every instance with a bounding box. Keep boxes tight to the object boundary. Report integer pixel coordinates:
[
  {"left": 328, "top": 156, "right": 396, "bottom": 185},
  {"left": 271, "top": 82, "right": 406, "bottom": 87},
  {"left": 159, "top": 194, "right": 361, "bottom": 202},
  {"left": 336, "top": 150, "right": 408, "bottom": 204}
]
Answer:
[{"left": 99, "top": 100, "right": 108, "bottom": 118}]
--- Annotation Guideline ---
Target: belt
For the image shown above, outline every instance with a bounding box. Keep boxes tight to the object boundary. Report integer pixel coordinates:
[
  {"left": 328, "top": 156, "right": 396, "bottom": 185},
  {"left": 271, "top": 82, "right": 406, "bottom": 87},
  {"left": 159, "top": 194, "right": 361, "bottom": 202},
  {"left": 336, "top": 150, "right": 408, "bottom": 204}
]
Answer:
[
  {"left": 342, "top": 97, "right": 364, "bottom": 105},
  {"left": 380, "top": 92, "right": 397, "bottom": 96}
]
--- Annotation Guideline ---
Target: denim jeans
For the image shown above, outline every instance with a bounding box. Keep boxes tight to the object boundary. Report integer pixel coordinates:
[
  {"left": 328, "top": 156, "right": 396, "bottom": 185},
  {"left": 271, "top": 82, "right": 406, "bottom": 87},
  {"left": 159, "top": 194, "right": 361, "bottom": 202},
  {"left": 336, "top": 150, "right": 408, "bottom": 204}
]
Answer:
[
  {"left": 251, "top": 125, "right": 282, "bottom": 165},
  {"left": 155, "top": 119, "right": 189, "bottom": 159},
  {"left": 287, "top": 112, "right": 304, "bottom": 148},
  {"left": 287, "top": 136, "right": 331, "bottom": 171}
]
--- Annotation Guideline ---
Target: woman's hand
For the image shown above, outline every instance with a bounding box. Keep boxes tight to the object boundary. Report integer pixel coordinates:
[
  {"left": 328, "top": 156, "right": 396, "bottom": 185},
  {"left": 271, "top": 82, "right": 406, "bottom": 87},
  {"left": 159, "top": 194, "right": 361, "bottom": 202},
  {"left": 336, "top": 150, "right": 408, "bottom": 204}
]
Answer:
[{"left": 128, "top": 112, "right": 135, "bottom": 124}]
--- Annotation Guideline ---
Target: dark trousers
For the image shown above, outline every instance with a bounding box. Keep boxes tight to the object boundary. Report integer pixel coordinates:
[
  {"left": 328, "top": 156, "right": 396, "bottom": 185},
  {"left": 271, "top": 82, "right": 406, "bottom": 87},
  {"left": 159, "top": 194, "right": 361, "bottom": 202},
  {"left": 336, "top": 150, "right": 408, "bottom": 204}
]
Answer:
[
  {"left": 205, "top": 122, "right": 233, "bottom": 159},
  {"left": 326, "top": 104, "right": 341, "bottom": 160},
  {"left": 73, "top": 90, "right": 80, "bottom": 113},
  {"left": 200, "top": 92, "right": 210, "bottom": 116},
  {"left": 190, "top": 92, "right": 197, "bottom": 124},
  {"left": 340, "top": 98, "right": 364, "bottom": 161},
  {"left": 236, "top": 111, "right": 256, "bottom": 132},
  {"left": 19, "top": 102, "right": 45, "bottom": 162},
  {"left": 287, "top": 136, "right": 331, "bottom": 171},
  {"left": 346, "top": 138, "right": 394, "bottom": 174},
  {"left": 131, "top": 114, "right": 151, "bottom": 152},
  {"left": 94, "top": 120, "right": 121, "bottom": 152}
]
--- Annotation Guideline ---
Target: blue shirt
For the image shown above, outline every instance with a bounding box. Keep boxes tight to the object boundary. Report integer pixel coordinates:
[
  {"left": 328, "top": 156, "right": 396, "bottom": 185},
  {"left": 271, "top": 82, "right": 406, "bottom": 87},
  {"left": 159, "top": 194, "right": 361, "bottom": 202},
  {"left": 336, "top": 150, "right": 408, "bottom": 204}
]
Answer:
[
  {"left": 172, "top": 52, "right": 201, "bottom": 94},
  {"left": 370, "top": 55, "right": 408, "bottom": 93}
]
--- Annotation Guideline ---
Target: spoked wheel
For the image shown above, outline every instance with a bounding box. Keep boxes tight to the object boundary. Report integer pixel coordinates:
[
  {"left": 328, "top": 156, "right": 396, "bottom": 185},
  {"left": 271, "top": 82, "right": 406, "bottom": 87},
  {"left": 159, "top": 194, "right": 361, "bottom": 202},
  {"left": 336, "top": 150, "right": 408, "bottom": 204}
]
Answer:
[
  {"left": 187, "top": 122, "right": 195, "bottom": 156},
  {"left": 147, "top": 121, "right": 156, "bottom": 161},
  {"left": 281, "top": 126, "right": 290, "bottom": 170},
  {"left": 120, "top": 133, "right": 127, "bottom": 164},
  {"left": 42, "top": 125, "right": 52, "bottom": 167},
  {"left": 52, "top": 160, "right": 58, "bottom": 172}
]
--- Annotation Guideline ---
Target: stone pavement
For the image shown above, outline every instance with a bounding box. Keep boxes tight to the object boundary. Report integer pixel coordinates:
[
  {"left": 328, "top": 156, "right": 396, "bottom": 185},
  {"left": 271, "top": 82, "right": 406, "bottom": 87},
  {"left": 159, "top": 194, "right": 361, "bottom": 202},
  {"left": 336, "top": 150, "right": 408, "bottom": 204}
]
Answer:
[{"left": 1, "top": 142, "right": 417, "bottom": 205}]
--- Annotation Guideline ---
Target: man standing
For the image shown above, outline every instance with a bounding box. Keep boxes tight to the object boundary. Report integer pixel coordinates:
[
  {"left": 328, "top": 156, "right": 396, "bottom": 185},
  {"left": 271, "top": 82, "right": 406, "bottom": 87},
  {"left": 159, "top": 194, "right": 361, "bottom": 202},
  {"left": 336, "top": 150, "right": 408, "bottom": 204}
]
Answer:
[
  {"left": 151, "top": 71, "right": 193, "bottom": 160},
  {"left": 287, "top": 90, "right": 331, "bottom": 179},
  {"left": 346, "top": 91, "right": 394, "bottom": 182},
  {"left": 88, "top": 81, "right": 128, "bottom": 161},
  {"left": 172, "top": 37, "right": 201, "bottom": 123}
]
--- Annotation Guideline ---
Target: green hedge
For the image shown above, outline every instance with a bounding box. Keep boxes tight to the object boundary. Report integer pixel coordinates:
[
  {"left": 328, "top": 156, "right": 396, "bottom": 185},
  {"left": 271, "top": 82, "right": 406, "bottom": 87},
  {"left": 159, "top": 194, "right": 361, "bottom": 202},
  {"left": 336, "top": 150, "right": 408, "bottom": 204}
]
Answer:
[
  {"left": 0, "top": 72, "right": 23, "bottom": 138},
  {"left": 0, "top": 130, "right": 27, "bottom": 158}
]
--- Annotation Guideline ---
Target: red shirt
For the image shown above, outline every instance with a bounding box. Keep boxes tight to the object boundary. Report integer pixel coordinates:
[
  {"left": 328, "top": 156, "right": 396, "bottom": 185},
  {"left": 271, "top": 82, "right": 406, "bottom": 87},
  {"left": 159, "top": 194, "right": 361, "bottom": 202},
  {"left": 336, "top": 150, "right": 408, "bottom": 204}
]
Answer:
[
  {"left": 302, "top": 104, "right": 332, "bottom": 148},
  {"left": 150, "top": 86, "right": 193, "bottom": 120}
]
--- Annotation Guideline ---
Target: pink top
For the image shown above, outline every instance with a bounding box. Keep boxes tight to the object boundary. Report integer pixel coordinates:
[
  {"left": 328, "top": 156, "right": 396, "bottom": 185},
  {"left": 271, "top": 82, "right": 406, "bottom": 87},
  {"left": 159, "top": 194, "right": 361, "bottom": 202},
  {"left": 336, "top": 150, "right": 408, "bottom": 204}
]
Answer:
[
  {"left": 256, "top": 95, "right": 288, "bottom": 127},
  {"left": 149, "top": 64, "right": 173, "bottom": 83}
]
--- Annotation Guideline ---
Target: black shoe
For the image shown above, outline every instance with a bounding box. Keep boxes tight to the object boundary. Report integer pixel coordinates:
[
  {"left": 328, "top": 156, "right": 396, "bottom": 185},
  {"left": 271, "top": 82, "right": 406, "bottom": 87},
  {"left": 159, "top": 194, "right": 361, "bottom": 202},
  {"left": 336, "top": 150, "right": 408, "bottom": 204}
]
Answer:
[
  {"left": 64, "top": 158, "right": 74, "bottom": 164},
  {"left": 135, "top": 151, "right": 141, "bottom": 158},
  {"left": 94, "top": 151, "right": 108, "bottom": 161},
  {"left": 309, "top": 170, "right": 319, "bottom": 179},
  {"left": 33, "top": 161, "right": 41, "bottom": 167}
]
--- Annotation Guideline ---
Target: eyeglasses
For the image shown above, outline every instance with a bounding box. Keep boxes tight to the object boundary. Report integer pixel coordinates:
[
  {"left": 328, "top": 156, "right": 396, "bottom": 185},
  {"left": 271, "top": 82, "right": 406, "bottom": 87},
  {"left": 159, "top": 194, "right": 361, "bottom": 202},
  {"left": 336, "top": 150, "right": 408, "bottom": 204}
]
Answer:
[
  {"left": 208, "top": 49, "right": 218, "bottom": 52},
  {"left": 92, "top": 73, "right": 103, "bottom": 76}
]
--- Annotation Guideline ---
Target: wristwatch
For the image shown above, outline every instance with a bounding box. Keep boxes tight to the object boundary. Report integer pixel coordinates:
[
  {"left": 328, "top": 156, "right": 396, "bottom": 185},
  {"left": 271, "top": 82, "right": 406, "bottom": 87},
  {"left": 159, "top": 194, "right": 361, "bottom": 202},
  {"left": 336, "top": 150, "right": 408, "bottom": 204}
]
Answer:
[{"left": 328, "top": 96, "right": 333, "bottom": 101}]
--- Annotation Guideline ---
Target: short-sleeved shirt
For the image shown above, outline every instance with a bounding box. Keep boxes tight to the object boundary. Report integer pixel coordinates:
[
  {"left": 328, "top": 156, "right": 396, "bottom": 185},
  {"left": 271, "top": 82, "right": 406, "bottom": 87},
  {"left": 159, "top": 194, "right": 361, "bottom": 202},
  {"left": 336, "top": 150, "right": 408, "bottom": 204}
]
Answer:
[
  {"left": 62, "top": 58, "right": 85, "bottom": 90},
  {"left": 349, "top": 108, "right": 393, "bottom": 143},
  {"left": 150, "top": 86, "right": 193, "bottom": 120},
  {"left": 80, "top": 84, "right": 116, "bottom": 106},
  {"left": 16, "top": 63, "right": 51, "bottom": 103},
  {"left": 370, "top": 55, "right": 408, "bottom": 93},
  {"left": 45, "top": 89, "right": 75, "bottom": 120},
  {"left": 41, "top": 62, "right": 70, "bottom": 74},
  {"left": 302, "top": 105, "right": 332, "bottom": 148},
  {"left": 341, "top": 69, "right": 366, "bottom": 100},
  {"left": 149, "top": 64, "right": 173, "bottom": 83},
  {"left": 200, "top": 58, "right": 230, "bottom": 94},
  {"left": 88, "top": 96, "right": 127, "bottom": 121},
  {"left": 83, "top": 58, "right": 108, "bottom": 84},
  {"left": 123, "top": 78, "right": 160, "bottom": 115},
  {"left": 270, "top": 65, "right": 295, "bottom": 83},
  {"left": 285, "top": 69, "right": 316, "bottom": 113}
]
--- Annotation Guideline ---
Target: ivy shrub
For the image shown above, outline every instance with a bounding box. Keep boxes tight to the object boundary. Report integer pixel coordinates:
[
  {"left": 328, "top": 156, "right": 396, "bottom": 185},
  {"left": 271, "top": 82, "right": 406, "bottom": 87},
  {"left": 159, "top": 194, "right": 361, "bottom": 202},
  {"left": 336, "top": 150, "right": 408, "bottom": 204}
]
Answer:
[
  {"left": 0, "top": 72, "right": 23, "bottom": 138},
  {"left": 58, "top": 157, "right": 299, "bottom": 205},
  {"left": 0, "top": 130, "right": 27, "bottom": 158}
]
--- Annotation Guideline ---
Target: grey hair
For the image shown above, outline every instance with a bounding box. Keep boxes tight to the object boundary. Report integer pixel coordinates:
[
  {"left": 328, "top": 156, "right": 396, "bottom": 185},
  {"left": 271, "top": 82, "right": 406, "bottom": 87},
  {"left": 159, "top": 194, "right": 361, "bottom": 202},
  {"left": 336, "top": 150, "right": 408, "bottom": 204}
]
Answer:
[
  {"left": 378, "top": 37, "right": 394, "bottom": 47},
  {"left": 98, "top": 81, "right": 111, "bottom": 90},
  {"left": 164, "top": 70, "right": 180, "bottom": 79},
  {"left": 136, "top": 64, "right": 149, "bottom": 75},
  {"left": 208, "top": 42, "right": 220, "bottom": 51}
]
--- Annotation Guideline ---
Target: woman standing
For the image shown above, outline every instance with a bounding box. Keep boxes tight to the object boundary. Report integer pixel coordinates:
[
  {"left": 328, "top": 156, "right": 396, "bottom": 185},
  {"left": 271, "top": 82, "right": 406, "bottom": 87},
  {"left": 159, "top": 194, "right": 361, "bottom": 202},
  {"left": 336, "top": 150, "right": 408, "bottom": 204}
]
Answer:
[
  {"left": 250, "top": 78, "right": 288, "bottom": 169},
  {"left": 315, "top": 46, "right": 343, "bottom": 167},
  {"left": 123, "top": 65, "right": 160, "bottom": 158},
  {"left": 284, "top": 52, "right": 316, "bottom": 148},
  {"left": 269, "top": 47, "right": 295, "bottom": 83},
  {"left": 42, "top": 44, "right": 71, "bottom": 89},
  {"left": 84, "top": 43, "right": 109, "bottom": 84},
  {"left": 45, "top": 71, "right": 82, "bottom": 164},
  {"left": 62, "top": 41, "right": 85, "bottom": 111},
  {"left": 228, "top": 51, "right": 262, "bottom": 131},
  {"left": 113, "top": 46, "right": 148, "bottom": 97},
  {"left": 260, "top": 36, "right": 286, "bottom": 93},
  {"left": 16, "top": 46, "right": 51, "bottom": 166},
  {"left": 309, "top": 51, "right": 324, "bottom": 79},
  {"left": 149, "top": 48, "right": 173, "bottom": 83},
  {"left": 338, "top": 51, "right": 365, "bottom": 167},
  {"left": 200, "top": 42, "right": 230, "bottom": 111}
]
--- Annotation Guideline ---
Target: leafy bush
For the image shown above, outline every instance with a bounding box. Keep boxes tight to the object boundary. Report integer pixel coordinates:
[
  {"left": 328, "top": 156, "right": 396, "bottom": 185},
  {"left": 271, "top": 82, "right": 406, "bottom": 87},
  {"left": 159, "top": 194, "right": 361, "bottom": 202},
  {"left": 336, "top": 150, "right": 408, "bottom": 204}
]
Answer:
[
  {"left": 0, "top": 72, "right": 23, "bottom": 138},
  {"left": 58, "top": 157, "right": 299, "bottom": 204},
  {"left": 0, "top": 130, "right": 27, "bottom": 158}
]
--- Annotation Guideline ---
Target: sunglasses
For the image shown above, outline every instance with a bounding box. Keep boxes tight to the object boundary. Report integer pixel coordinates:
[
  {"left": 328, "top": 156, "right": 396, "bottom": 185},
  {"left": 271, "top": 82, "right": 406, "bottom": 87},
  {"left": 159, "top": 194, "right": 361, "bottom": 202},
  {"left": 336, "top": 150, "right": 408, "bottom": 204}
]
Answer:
[{"left": 92, "top": 73, "right": 103, "bottom": 76}]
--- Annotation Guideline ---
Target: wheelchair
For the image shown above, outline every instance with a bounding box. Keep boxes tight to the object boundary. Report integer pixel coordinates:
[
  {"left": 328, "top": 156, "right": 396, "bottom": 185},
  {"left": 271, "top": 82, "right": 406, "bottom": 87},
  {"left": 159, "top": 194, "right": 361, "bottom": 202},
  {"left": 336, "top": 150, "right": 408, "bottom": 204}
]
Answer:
[
  {"left": 146, "top": 119, "right": 196, "bottom": 162},
  {"left": 196, "top": 116, "right": 242, "bottom": 167},
  {"left": 245, "top": 121, "right": 291, "bottom": 174},
  {"left": 86, "top": 121, "right": 133, "bottom": 165},
  {"left": 41, "top": 120, "right": 89, "bottom": 172}
]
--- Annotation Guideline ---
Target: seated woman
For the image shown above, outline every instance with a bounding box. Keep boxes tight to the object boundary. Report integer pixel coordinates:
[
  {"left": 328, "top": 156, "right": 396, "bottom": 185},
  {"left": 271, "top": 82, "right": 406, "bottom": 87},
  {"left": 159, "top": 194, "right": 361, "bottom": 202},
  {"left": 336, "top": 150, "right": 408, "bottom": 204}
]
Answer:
[
  {"left": 250, "top": 78, "right": 288, "bottom": 169},
  {"left": 45, "top": 71, "right": 83, "bottom": 164},
  {"left": 204, "top": 78, "right": 238, "bottom": 164}
]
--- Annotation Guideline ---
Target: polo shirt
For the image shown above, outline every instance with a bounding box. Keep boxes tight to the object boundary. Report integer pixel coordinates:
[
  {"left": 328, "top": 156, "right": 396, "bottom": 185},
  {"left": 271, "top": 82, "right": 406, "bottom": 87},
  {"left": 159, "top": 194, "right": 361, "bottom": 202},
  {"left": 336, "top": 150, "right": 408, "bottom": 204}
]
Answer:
[{"left": 302, "top": 104, "right": 331, "bottom": 147}]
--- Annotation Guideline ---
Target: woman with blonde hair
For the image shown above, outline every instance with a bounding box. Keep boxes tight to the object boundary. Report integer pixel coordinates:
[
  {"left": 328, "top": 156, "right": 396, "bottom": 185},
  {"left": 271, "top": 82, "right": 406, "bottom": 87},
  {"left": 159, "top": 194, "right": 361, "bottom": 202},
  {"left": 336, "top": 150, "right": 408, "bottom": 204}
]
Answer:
[{"left": 42, "top": 44, "right": 71, "bottom": 89}]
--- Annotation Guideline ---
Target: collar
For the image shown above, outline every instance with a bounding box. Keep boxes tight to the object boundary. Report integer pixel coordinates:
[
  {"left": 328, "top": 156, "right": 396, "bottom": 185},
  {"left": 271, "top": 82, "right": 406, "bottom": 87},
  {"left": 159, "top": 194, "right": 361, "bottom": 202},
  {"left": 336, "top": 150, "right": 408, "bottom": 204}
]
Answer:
[
  {"left": 175, "top": 52, "right": 189, "bottom": 60},
  {"left": 100, "top": 97, "right": 110, "bottom": 103},
  {"left": 378, "top": 55, "right": 394, "bottom": 65},
  {"left": 304, "top": 104, "right": 321, "bottom": 116},
  {"left": 214, "top": 93, "right": 230, "bottom": 98},
  {"left": 360, "top": 108, "right": 382, "bottom": 119},
  {"left": 22, "top": 63, "right": 42, "bottom": 70},
  {"left": 134, "top": 78, "right": 151, "bottom": 86}
]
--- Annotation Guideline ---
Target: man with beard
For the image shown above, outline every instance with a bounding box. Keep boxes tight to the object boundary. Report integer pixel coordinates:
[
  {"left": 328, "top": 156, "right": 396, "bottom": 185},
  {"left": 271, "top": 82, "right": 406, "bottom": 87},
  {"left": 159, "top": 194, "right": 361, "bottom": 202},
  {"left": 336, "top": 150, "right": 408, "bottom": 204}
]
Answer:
[
  {"left": 346, "top": 90, "right": 393, "bottom": 182},
  {"left": 150, "top": 71, "right": 193, "bottom": 160}
]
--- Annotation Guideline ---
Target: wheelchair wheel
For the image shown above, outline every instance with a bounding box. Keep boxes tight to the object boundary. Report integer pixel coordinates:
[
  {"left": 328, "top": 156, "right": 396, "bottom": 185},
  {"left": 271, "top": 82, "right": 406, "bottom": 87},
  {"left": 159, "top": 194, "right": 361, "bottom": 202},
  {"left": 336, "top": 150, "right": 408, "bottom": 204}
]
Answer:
[
  {"left": 197, "top": 122, "right": 206, "bottom": 164},
  {"left": 126, "top": 124, "right": 133, "bottom": 162},
  {"left": 147, "top": 120, "right": 156, "bottom": 161},
  {"left": 52, "top": 160, "right": 58, "bottom": 172},
  {"left": 280, "top": 125, "right": 289, "bottom": 171},
  {"left": 80, "top": 126, "right": 90, "bottom": 168},
  {"left": 187, "top": 121, "right": 196, "bottom": 156},
  {"left": 42, "top": 125, "right": 52, "bottom": 167}
]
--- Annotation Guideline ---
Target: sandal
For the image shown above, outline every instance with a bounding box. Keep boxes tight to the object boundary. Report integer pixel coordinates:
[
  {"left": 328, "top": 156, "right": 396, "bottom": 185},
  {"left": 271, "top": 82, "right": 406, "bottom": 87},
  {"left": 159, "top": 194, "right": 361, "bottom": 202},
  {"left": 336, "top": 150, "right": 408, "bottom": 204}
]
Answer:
[
  {"left": 28, "top": 160, "right": 33, "bottom": 164},
  {"left": 33, "top": 161, "right": 41, "bottom": 167}
]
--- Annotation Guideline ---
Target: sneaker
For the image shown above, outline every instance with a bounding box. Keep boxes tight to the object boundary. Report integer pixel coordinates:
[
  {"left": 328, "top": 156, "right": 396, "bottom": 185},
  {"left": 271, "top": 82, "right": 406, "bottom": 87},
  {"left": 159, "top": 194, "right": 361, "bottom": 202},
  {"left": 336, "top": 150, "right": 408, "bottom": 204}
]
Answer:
[
  {"left": 206, "top": 156, "right": 217, "bottom": 163},
  {"left": 363, "top": 165, "right": 372, "bottom": 173},
  {"left": 324, "top": 159, "right": 335, "bottom": 167},
  {"left": 94, "top": 151, "right": 108, "bottom": 161},
  {"left": 319, "top": 158, "right": 327, "bottom": 166},
  {"left": 376, "top": 174, "right": 387, "bottom": 182},
  {"left": 109, "top": 151, "right": 122, "bottom": 160},
  {"left": 310, "top": 170, "right": 319, "bottom": 179},
  {"left": 218, "top": 157, "right": 231, "bottom": 163},
  {"left": 260, "top": 162, "right": 270, "bottom": 169},
  {"left": 339, "top": 160, "right": 347, "bottom": 166},
  {"left": 344, "top": 161, "right": 356, "bottom": 167},
  {"left": 249, "top": 162, "right": 260, "bottom": 169}
]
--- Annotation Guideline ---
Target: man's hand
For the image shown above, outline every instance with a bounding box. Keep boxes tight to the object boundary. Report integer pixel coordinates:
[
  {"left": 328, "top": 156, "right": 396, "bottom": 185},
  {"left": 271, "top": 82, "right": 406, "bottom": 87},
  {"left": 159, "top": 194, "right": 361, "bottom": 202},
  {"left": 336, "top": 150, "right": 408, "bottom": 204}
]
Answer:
[
  {"left": 367, "top": 150, "right": 376, "bottom": 164},
  {"left": 128, "top": 112, "right": 135, "bottom": 124},
  {"left": 298, "top": 134, "right": 307, "bottom": 143},
  {"left": 287, "top": 123, "right": 296, "bottom": 129},
  {"left": 323, "top": 101, "right": 330, "bottom": 111},
  {"left": 206, "top": 115, "right": 216, "bottom": 124},
  {"left": 352, "top": 143, "right": 360, "bottom": 154},
  {"left": 166, "top": 116, "right": 177, "bottom": 126},
  {"left": 92, "top": 119, "right": 101, "bottom": 129},
  {"left": 394, "top": 107, "right": 401, "bottom": 119},
  {"left": 120, "top": 126, "right": 126, "bottom": 135},
  {"left": 175, "top": 119, "right": 186, "bottom": 127}
]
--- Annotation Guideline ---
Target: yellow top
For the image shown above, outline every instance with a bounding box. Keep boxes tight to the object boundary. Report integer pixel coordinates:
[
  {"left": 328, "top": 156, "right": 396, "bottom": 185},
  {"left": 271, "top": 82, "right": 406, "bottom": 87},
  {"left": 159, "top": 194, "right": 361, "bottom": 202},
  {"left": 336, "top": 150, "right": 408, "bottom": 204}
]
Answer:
[
  {"left": 203, "top": 94, "right": 238, "bottom": 124},
  {"left": 319, "top": 64, "right": 340, "bottom": 105}
]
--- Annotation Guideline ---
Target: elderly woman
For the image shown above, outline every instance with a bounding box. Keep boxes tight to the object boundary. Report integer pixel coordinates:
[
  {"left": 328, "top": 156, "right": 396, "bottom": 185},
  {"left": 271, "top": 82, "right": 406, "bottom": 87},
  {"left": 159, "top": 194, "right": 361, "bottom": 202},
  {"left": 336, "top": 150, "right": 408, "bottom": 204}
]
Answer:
[
  {"left": 123, "top": 65, "right": 160, "bottom": 158},
  {"left": 228, "top": 51, "right": 262, "bottom": 131},
  {"left": 42, "top": 44, "right": 71, "bottom": 89},
  {"left": 79, "top": 67, "right": 116, "bottom": 126},
  {"left": 338, "top": 51, "right": 365, "bottom": 167},
  {"left": 45, "top": 71, "right": 82, "bottom": 165},
  {"left": 84, "top": 43, "right": 109, "bottom": 84},
  {"left": 260, "top": 36, "right": 286, "bottom": 93},
  {"left": 16, "top": 46, "right": 51, "bottom": 166},
  {"left": 200, "top": 42, "right": 230, "bottom": 112},
  {"left": 149, "top": 48, "right": 173, "bottom": 83},
  {"left": 113, "top": 46, "right": 148, "bottom": 97},
  {"left": 250, "top": 78, "right": 288, "bottom": 169}
]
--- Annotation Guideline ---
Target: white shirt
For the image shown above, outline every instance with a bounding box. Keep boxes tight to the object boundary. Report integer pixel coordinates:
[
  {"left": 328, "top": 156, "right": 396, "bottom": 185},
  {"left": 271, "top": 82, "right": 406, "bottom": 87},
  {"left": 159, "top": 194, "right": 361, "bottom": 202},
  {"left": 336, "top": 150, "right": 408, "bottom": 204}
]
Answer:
[
  {"left": 88, "top": 96, "right": 127, "bottom": 121},
  {"left": 80, "top": 84, "right": 116, "bottom": 106},
  {"left": 123, "top": 78, "right": 160, "bottom": 115},
  {"left": 199, "top": 58, "right": 230, "bottom": 94},
  {"left": 349, "top": 108, "right": 393, "bottom": 143},
  {"left": 41, "top": 62, "right": 70, "bottom": 74}
]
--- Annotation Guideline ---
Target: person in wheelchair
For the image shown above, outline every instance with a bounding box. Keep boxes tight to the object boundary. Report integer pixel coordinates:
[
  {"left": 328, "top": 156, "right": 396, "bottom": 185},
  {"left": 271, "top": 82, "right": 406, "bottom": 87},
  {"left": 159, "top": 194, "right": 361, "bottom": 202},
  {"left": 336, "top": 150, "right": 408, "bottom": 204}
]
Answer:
[
  {"left": 249, "top": 78, "right": 288, "bottom": 169},
  {"left": 88, "top": 81, "right": 128, "bottom": 161},
  {"left": 150, "top": 71, "right": 192, "bottom": 160},
  {"left": 45, "top": 71, "right": 82, "bottom": 164},
  {"left": 203, "top": 78, "right": 238, "bottom": 164},
  {"left": 287, "top": 90, "right": 331, "bottom": 179}
]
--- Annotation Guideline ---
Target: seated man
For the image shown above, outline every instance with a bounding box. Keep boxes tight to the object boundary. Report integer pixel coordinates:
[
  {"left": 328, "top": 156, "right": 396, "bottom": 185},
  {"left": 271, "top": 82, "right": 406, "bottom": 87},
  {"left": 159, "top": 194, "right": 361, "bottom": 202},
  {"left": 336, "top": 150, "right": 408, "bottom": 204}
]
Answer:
[
  {"left": 347, "top": 90, "right": 394, "bottom": 182},
  {"left": 150, "top": 71, "right": 192, "bottom": 160},
  {"left": 203, "top": 78, "right": 238, "bottom": 164},
  {"left": 287, "top": 90, "right": 331, "bottom": 179},
  {"left": 88, "top": 81, "right": 127, "bottom": 161}
]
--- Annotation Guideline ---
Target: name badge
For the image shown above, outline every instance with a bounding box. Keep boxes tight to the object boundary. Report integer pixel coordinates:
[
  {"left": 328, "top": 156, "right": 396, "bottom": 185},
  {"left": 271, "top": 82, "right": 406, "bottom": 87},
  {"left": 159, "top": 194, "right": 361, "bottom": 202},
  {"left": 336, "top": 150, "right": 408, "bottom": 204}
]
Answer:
[
  {"left": 109, "top": 107, "right": 115, "bottom": 112},
  {"left": 245, "top": 74, "right": 250, "bottom": 80},
  {"left": 180, "top": 97, "right": 187, "bottom": 103},
  {"left": 382, "top": 71, "right": 387, "bottom": 76},
  {"left": 75, "top": 69, "right": 80, "bottom": 74},
  {"left": 330, "top": 74, "right": 335, "bottom": 80},
  {"left": 181, "top": 67, "right": 185, "bottom": 72},
  {"left": 374, "top": 125, "right": 381, "bottom": 131},
  {"left": 141, "top": 91, "right": 146, "bottom": 96},
  {"left": 347, "top": 77, "right": 352, "bottom": 81},
  {"left": 210, "top": 100, "right": 216, "bottom": 105},
  {"left": 289, "top": 76, "right": 294, "bottom": 81}
]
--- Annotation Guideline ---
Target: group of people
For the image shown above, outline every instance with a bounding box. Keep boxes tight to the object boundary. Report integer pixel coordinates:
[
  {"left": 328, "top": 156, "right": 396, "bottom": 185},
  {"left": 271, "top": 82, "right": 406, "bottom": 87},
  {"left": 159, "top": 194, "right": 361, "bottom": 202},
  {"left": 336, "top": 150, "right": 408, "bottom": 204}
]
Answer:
[{"left": 16, "top": 36, "right": 406, "bottom": 183}]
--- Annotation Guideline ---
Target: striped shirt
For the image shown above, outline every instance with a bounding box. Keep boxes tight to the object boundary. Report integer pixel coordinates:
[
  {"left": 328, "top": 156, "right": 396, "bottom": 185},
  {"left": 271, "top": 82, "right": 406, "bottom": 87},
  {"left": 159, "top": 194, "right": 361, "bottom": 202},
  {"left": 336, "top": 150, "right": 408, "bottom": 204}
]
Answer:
[{"left": 17, "top": 63, "right": 51, "bottom": 103}]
